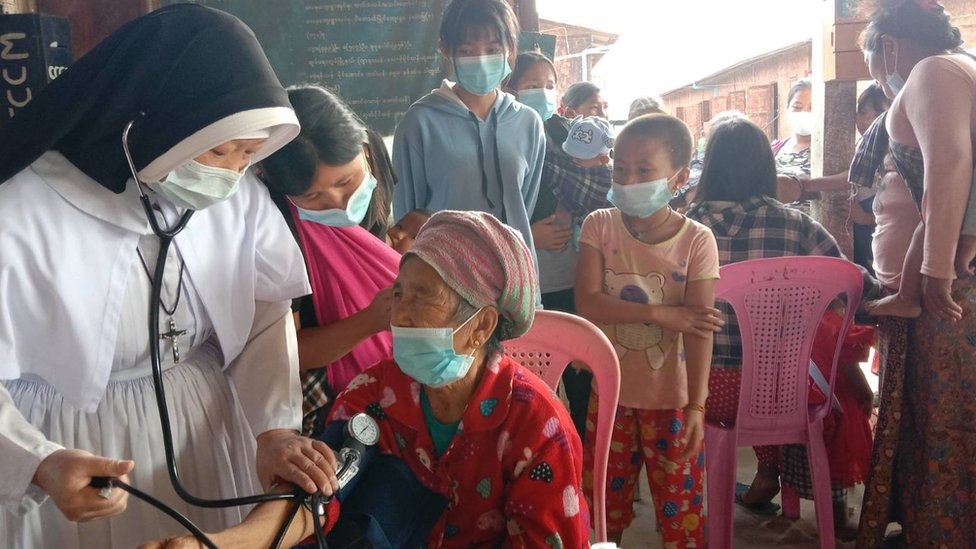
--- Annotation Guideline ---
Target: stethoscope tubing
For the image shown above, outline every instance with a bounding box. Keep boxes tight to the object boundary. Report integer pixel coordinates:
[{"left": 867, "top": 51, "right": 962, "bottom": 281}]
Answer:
[{"left": 106, "top": 119, "right": 334, "bottom": 548}]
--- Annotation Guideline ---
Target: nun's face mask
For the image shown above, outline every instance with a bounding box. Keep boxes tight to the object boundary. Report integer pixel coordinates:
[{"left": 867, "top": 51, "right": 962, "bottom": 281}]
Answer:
[{"left": 147, "top": 138, "right": 264, "bottom": 211}]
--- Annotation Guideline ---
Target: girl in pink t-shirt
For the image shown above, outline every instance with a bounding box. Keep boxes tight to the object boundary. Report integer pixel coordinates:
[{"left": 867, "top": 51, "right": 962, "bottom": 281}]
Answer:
[{"left": 576, "top": 114, "right": 722, "bottom": 547}]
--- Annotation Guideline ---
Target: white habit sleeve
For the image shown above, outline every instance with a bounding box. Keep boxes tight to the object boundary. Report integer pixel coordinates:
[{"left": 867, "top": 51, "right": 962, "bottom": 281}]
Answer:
[
  {"left": 227, "top": 300, "right": 303, "bottom": 437},
  {"left": 0, "top": 383, "right": 64, "bottom": 512}
]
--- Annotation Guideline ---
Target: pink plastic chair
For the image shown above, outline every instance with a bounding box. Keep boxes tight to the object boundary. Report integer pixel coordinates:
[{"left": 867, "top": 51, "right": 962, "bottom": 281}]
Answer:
[
  {"left": 705, "top": 256, "right": 863, "bottom": 549},
  {"left": 504, "top": 310, "right": 621, "bottom": 542}
]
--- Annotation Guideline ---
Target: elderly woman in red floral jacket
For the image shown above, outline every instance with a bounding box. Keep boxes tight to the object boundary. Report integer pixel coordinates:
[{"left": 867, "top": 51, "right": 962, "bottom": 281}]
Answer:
[{"left": 144, "top": 210, "right": 590, "bottom": 549}]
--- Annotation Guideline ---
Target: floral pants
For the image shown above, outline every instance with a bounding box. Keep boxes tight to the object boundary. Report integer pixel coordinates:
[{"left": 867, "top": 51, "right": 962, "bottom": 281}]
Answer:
[{"left": 583, "top": 393, "right": 705, "bottom": 548}]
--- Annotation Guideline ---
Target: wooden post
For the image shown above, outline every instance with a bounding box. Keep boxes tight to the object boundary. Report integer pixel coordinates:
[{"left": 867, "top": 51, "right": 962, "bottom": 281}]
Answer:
[
  {"left": 810, "top": 0, "right": 867, "bottom": 259},
  {"left": 811, "top": 80, "right": 856, "bottom": 259},
  {"left": 512, "top": 0, "right": 538, "bottom": 32}
]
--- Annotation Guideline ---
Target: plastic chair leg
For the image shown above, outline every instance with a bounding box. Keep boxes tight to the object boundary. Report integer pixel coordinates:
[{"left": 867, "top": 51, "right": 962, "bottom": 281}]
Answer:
[
  {"left": 592, "top": 395, "right": 615, "bottom": 542},
  {"left": 705, "top": 425, "right": 737, "bottom": 549},
  {"left": 806, "top": 425, "right": 836, "bottom": 549},
  {"left": 781, "top": 483, "right": 801, "bottom": 519}
]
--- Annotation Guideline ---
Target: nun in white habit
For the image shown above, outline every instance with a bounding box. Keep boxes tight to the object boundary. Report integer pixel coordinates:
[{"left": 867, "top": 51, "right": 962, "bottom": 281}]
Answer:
[{"left": 0, "top": 4, "right": 340, "bottom": 547}]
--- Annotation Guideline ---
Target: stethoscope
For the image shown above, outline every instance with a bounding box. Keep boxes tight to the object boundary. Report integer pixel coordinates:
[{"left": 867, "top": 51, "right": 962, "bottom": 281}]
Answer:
[{"left": 88, "top": 119, "right": 366, "bottom": 548}]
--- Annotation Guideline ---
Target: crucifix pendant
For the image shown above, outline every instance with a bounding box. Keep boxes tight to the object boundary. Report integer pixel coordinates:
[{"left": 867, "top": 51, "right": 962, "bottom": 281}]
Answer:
[{"left": 160, "top": 317, "right": 188, "bottom": 363}]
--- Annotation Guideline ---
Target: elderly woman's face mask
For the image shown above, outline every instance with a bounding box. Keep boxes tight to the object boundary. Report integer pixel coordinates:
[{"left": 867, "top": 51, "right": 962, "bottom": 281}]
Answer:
[
  {"left": 392, "top": 308, "right": 483, "bottom": 388},
  {"left": 391, "top": 257, "right": 487, "bottom": 388}
]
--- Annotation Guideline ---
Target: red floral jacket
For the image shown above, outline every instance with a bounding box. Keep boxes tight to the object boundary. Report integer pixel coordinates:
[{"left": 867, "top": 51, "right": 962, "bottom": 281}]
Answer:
[{"left": 323, "top": 354, "right": 590, "bottom": 548}]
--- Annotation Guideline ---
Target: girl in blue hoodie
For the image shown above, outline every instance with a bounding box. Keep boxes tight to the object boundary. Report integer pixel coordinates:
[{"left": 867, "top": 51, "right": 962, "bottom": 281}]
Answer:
[{"left": 392, "top": 0, "right": 545, "bottom": 267}]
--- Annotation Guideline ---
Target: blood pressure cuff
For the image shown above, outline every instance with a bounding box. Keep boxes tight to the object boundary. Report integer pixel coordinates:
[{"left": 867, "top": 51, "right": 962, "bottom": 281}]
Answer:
[{"left": 314, "top": 421, "right": 448, "bottom": 549}]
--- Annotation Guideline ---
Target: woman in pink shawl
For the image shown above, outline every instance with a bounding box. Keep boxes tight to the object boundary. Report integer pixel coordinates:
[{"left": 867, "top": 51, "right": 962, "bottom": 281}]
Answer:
[{"left": 260, "top": 86, "right": 401, "bottom": 434}]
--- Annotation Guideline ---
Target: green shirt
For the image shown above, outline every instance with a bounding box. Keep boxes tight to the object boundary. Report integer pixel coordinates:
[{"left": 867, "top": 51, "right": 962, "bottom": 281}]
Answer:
[{"left": 420, "top": 390, "right": 460, "bottom": 457}]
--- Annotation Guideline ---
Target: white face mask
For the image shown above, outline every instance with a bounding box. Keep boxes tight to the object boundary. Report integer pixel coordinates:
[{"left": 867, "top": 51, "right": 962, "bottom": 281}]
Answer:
[
  {"left": 787, "top": 111, "right": 815, "bottom": 137},
  {"left": 148, "top": 160, "right": 244, "bottom": 210},
  {"left": 882, "top": 40, "right": 906, "bottom": 97}
]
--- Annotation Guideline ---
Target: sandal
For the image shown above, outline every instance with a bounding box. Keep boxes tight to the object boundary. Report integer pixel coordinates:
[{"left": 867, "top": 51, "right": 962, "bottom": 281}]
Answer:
[{"left": 734, "top": 482, "right": 781, "bottom": 516}]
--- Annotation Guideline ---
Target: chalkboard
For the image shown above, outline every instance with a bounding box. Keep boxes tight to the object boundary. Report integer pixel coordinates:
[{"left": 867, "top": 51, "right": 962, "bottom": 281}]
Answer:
[
  {"left": 520, "top": 31, "right": 556, "bottom": 61},
  {"left": 167, "top": 0, "right": 451, "bottom": 134},
  {"left": 165, "top": 2, "right": 556, "bottom": 134}
]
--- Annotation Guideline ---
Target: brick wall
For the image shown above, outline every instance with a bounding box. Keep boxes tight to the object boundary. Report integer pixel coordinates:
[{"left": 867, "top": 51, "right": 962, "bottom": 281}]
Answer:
[
  {"left": 945, "top": 0, "right": 976, "bottom": 42},
  {"left": 662, "top": 42, "right": 811, "bottom": 143},
  {"left": 540, "top": 20, "right": 614, "bottom": 101},
  {"left": 663, "top": 0, "right": 976, "bottom": 143}
]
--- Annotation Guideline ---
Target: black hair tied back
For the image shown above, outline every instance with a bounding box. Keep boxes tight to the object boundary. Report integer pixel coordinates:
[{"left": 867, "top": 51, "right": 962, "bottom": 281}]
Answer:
[
  {"left": 260, "top": 85, "right": 367, "bottom": 197},
  {"left": 861, "top": 0, "right": 962, "bottom": 54}
]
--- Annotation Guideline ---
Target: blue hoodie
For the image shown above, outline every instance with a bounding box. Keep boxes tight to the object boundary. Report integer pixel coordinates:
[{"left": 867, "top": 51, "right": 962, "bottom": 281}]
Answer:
[{"left": 393, "top": 80, "right": 545, "bottom": 266}]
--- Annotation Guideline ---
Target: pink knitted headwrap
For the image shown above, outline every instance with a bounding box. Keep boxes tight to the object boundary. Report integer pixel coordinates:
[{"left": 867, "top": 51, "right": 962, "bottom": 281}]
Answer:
[{"left": 403, "top": 210, "right": 538, "bottom": 338}]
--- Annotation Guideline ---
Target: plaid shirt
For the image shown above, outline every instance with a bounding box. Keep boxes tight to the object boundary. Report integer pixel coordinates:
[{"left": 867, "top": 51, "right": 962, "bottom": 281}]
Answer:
[
  {"left": 301, "top": 368, "right": 334, "bottom": 435},
  {"left": 546, "top": 144, "right": 613, "bottom": 222},
  {"left": 686, "top": 196, "right": 842, "bottom": 369},
  {"left": 849, "top": 113, "right": 891, "bottom": 191},
  {"left": 849, "top": 112, "right": 926, "bottom": 202}
]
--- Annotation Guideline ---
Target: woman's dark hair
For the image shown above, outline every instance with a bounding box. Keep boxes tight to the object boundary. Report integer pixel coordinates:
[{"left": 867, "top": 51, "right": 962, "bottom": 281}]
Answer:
[
  {"left": 362, "top": 128, "right": 395, "bottom": 236},
  {"left": 260, "top": 85, "right": 393, "bottom": 236},
  {"left": 861, "top": 0, "right": 962, "bottom": 54},
  {"left": 507, "top": 51, "right": 557, "bottom": 91},
  {"left": 692, "top": 118, "right": 777, "bottom": 204},
  {"left": 562, "top": 82, "right": 601, "bottom": 110},
  {"left": 440, "top": 0, "right": 519, "bottom": 54},
  {"left": 787, "top": 79, "right": 812, "bottom": 105},
  {"left": 857, "top": 82, "right": 890, "bottom": 114}
]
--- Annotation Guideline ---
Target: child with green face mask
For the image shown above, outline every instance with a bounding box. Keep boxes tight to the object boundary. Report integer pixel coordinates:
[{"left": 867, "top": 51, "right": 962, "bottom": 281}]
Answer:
[{"left": 392, "top": 0, "right": 545, "bottom": 309}]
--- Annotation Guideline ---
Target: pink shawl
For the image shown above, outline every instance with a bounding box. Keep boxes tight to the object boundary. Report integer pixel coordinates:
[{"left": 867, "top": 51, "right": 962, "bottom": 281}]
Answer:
[{"left": 291, "top": 206, "right": 399, "bottom": 391}]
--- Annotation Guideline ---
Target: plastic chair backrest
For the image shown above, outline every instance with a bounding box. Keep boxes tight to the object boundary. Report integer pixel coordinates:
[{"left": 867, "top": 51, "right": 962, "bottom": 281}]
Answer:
[
  {"left": 504, "top": 310, "right": 621, "bottom": 542},
  {"left": 715, "top": 256, "right": 863, "bottom": 440}
]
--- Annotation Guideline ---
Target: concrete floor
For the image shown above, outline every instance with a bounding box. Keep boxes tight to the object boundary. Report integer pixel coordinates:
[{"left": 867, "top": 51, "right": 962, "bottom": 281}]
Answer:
[
  {"left": 613, "top": 447, "right": 862, "bottom": 549},
  {"left": 587, "top": 361, "right": 877, "bottom": 548}
]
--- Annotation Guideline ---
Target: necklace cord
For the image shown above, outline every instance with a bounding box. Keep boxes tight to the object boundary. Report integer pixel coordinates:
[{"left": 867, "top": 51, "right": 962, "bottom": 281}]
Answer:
[
  {"left": 136, "top": 246, "right": 184, "bottom": 316},
  {"left": 627, "top": 207, "right": 673, "bottom": 240}
]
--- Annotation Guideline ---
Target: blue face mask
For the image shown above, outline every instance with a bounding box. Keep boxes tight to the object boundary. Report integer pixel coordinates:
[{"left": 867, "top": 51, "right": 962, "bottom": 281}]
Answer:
[
  {"left": 454, "top": 53, "right": 512, "bottom": 96},
  {"left": 392, "top": 309, "right": 482, "bottom": 388},
  {"left": 295, "top": 170, "right": 377, "bottom": 227},
  {"left": 607, "top": 172, "right": 679, "bottom": 219},
  {"left": 518, "top": 88, "right": 557, "bottom": 121}
]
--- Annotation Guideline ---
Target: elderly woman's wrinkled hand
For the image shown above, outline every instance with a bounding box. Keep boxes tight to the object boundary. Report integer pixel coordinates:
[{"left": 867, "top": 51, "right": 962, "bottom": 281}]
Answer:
[
  {"left": 652, "top": 305, "right": 725, "bottom": 338},
  {"left": 255, "top": 429, "right": 338, "bottom": 496}
]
